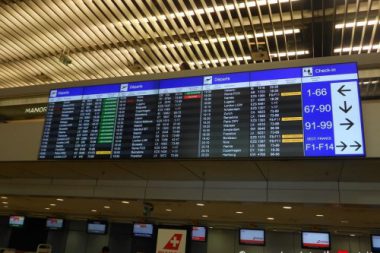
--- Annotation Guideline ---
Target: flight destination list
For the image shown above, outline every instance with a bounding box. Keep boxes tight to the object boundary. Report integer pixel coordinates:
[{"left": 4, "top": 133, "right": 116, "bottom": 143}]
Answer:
[{"left": 39, "top": 63, "right": 365, "bottom": 159}]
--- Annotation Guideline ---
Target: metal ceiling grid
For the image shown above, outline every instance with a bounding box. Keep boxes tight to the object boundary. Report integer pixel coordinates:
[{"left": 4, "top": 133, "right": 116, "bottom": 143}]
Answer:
[{"left": 0, "top": 0, "right": 378, "bottom": 97}]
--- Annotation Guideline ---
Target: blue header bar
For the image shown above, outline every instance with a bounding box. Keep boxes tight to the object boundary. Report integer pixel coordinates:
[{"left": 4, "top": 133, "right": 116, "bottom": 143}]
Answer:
[
  {"left": 122, "top": 80, "right": 159, "bottom": 92},
  {"left": 50, "top": 87, "right": 83, "bottom": 98},
  {"left": 251, "top": 67, "right": 301, "bottom": 81},
  {"left": 83, "top": 84, "right": 121, "bottom": 95},
  {"left": 205, "top": 72, "right": 250, "bottom": 85},
  {"left": 302, "top": 63, "right": 357, "bottom": 77},
  {"left": 159, "top": 76, "right": 204, "bottom": 89}
]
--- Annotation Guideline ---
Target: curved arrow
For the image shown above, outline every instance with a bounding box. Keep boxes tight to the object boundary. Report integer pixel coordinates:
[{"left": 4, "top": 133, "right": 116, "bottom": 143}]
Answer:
[
  {"left": 340, "top": 118, "right": 354, "bottom": 130},
  {"left": 350, "top": 141, "right": 362, "bottom": 151},
  {"left": 336, "top": 141, "right": 347, "bottom": 151},
  {"left": 338, "top": 85, "right": 351, "bottom": 96}
]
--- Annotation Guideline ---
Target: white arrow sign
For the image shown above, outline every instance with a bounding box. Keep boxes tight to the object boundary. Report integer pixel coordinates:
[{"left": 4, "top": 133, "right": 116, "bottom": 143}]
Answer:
[{"left": 330, "top": 81, "right": 364, "bottom": 155}]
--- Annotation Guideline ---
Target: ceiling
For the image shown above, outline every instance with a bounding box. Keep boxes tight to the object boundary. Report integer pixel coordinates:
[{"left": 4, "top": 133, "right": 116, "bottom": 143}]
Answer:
[
  {"left": 0, "top": 195, "right": 379, "bottom": 235},
  {"left": 0, "top": 0, "right": 379, "bottom": 96}
]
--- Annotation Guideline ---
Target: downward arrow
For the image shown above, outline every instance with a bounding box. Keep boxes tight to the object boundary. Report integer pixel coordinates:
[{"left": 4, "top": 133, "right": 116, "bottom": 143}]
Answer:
[
  {"left": 336, "top": 141, "right": 347, "bottom": 151},
  {"left": 340, "top": 118, "right": 354, "bottom": 130},
  {"left": 338, "top": 85, "right": 351, "bottom": 96},
  {"left": 350, "top": 141, "right": 362, "bottom": 151},
  {"left": 339, "top": 101, "right": 352, "bottom": 113}
]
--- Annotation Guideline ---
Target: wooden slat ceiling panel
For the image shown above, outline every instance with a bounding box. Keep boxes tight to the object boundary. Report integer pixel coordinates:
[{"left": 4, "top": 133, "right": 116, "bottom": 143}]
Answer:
[{"left": 0, "top": 0, "right": 378, "bottom": 96}]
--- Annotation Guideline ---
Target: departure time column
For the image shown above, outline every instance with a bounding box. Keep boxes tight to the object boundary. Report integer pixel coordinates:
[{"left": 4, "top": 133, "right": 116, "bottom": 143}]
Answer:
[{"left": 154, "top": 76, "right": 203, "bottom": 158}]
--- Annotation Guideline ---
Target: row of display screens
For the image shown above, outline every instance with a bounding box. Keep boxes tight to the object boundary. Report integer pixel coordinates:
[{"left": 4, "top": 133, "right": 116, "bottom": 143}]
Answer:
[{"left": 9, "top": 216, "right": 380, "bottom": 250}]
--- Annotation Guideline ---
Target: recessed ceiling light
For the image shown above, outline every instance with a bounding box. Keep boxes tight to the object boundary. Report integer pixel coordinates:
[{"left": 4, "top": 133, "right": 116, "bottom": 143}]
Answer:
[
  {"left": 202, "top": 214, "right": 208, "bottom": 218},
  {"left": 121, "top": 201, "right": 130, "bottom": 204},
  {"left": 209, "top": 226, "right": 213, "bottom": 229},
  {"left": 267, "top": 217, "right": 275, "bottom": 220},
  {"left": 2, "top": 202, "right": 8, "bottom": 205},
  {"left": 341, "top": 220, "right": 349, "bottom": 224},
  {"left": 45, "top": 207, "right": 50, "bottom": 210},
  {"left": 166, "top": 208, "right": 172, "bottom": 212},
  {"left": 56, "top": 198, "right": 64, "bottom": 202},
  {"left": 235, "top": 211, "right": 244, "bottom": 214},
  {"left": 316, "top": 214, "right": 324, "bottom": 217},
  {"left": 104, "top": 206, "right": 110, "bottom": 209},
  {"left": 91, "top": 209, "right": 97, "bottom": 212},
  {"left": 1, "top": 196, "right": 7, "bottom": 199},
  {"left": 49, "top": 203, "right": 56, "bottom": 207},
  {"left": 196, "top": 203, "right": 205, "bottom": 207},
  {"left": 283, "top": 206, "right": 292, "bottom": 210},
  {"left": 350, "top": 234, "right": 356, "bottom": 237}
]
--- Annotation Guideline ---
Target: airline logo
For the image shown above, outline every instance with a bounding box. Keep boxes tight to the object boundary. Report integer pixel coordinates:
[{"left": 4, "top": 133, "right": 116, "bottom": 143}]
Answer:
[
  {"left": 303, "top": 240, "right": 330, "bottom": 248},
  {"left": 156, "top": 229, "right": 187, "bottom": 253},
  {"left": 163, "top": 234, "right": 183, "bottom": 250},
  {"left": 50, "top": 219, "right": 58, "bottom": 224}
]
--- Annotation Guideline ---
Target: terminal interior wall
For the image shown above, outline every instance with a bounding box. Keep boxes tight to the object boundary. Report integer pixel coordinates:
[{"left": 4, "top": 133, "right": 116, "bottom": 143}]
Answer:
[{"left": 0, "top": 216, "right": 372, "bottom": 253}]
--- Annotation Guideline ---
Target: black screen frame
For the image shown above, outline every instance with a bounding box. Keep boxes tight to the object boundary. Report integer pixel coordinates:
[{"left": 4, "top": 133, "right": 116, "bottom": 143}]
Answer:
[
  {"left": 86, "top": 220, "right": 108, "bottom": 235},
  {"left": 239, "top": 228, "right": 266, "bottom": 246},
  {"left": 133, "top": 223, "right": 154, "bottom": 238},
  {"left": 46, "top": 217, "right": 65, "bottom": 230},
  {"left": 191, "top": 226, "right": 208, "bottom": 242},
  {"left": 38, "top": 62, "right": 365, "bottom": 161},
  {"left": 301, "top": 231, "right": 331, "bottom": 250},
  {"left": 371, "top": 234, "right": 380, "bottom": 252},
  {"left": 8, "top": 215, "right": 25, "bottom": 228}
]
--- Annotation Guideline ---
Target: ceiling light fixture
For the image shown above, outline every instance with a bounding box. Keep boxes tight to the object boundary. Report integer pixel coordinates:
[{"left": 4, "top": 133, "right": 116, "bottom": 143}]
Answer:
[
  {"left": 2, "top": 202, "right": 8, "bottom": 205},
  {"left": 161, "top": 29, "right": 300, "bottom": 49},
  {"left": 0, "top": 196, "right": 7, "bottom": 199},
  {"left": 270, "top": 50, "right": 310, "bottom": 58},
  {"left": 350, "top": 234, "right": 356, "bottom": 237},
  {"left": 118, "top": 0, "right": 299, "bottom": 25},
  {"left": 166, "top": 208, "right": 172, "bottom": 212},
  {"left": 362, "top": 80, "right": 379, "bottom": 85},
  {"left": 335, "top": 20, "right": 380, "bottom": 29},
  {"left": 189, "top": 56, "right": 253, "bottom": 66},
  {"left": 283, "top": 206, "right": 292, "bottom": 210},
  {"left": 341, "top": 220, "right": 349, "bottom": 224},
  {"left": 267, "top": 217, "right": 275, "bottom": 220},
  {"left": 3, "top": 206, "right": 8, "bottom": 208},
  {"left": 196, "top": 203, "right": 205, "bottom": 207},
  {"left": 45, "top": 207, "right": 50, "bottom": 210},
  {"left": 235, "top": 211, "right": 244, "bottom": 214},
  {"left": 202, "top": 214, "right": 208, "bottom": 218},
  {"left": 121, "top": 201, "right": 130, "bottom": 204},
  {"left": 56, "top": 198, "right": 64, "bottom": 202},
  {"left": 209, "top": 226, "right": 214, "bottom": 229},
  {"left": 49, "top": 203, "right": 56, "bottom": 207},
  {"left": 316, "top": 214, "right": 324, "bottom": 217},
  {"left": 91, "top": 209, "right": 97, "bottom": 212},
  {"left": 104, "top": 206, "right": 110, "bottom": 209},
  {"left": 334, "top": 45, "right": 380, "bottom": 53}
]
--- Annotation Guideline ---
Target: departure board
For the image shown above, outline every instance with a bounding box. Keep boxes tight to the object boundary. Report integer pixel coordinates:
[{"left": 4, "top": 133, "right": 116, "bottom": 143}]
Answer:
[{"left": 39, "top": 62, "right": 365, "bottom": 159}]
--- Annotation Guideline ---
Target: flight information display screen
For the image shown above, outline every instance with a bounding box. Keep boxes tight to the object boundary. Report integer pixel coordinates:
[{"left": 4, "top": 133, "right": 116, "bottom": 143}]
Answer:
[{"left": 39, "top": 62, "right": 365, "bottom": 159}]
